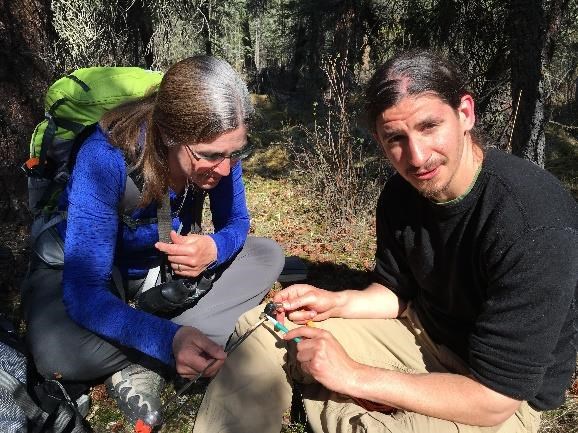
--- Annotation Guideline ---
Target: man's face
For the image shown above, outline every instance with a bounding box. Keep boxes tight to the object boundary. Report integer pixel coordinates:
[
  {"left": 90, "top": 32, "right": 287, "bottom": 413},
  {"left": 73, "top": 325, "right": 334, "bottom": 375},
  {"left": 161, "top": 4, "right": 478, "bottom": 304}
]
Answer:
[{"left": 374, "top": 93, "right": 477, "bottom": 202}]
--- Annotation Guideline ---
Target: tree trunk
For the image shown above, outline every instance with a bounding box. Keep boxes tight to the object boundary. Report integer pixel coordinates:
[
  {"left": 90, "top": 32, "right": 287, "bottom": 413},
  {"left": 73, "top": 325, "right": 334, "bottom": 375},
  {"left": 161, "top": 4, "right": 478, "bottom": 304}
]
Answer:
[
  {"left": 508, "top": 0, "right": 567, "bottom": 167},
  {"left": 242, "top": 16, "right": 256, "bottom": 73},
  {"left": 0, "top": 0, "right": 54, "bottom": 220},
  {"left": 200, "top": 1, "right": 213, "bottom": 56},
  {"left": 126, "top": 1, "right": 154, "bottom": 68}
]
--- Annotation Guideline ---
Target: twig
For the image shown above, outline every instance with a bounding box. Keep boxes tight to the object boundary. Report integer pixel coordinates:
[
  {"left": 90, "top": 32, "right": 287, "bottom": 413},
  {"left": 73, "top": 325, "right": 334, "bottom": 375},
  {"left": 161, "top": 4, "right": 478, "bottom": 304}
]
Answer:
[
  {"left": 548, "top": 120, "right": 578, "bottom": 131},
  {"left": 508, "top": 89, "right": 523, "bottom": 153}
]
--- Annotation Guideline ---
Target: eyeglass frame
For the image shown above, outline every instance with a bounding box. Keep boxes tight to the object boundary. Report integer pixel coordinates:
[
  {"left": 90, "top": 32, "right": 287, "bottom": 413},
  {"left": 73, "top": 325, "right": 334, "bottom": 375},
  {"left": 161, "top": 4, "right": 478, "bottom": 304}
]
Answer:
[{"left": 183, "top": 137, "right": 254, "bottom": 164}]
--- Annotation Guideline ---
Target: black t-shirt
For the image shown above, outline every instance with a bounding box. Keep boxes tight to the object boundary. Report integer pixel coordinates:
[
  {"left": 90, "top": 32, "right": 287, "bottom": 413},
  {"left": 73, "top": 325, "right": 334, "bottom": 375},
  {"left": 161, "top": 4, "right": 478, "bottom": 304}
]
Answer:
[{"left": 373, "top": 148, "right": 578, "bottom": 410}]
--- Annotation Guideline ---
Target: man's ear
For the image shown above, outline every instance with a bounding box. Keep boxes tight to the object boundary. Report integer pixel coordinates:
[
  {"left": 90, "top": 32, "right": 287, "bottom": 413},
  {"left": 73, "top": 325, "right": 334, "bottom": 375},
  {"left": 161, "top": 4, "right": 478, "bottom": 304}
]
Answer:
[{"left": 458, "top": 94, "right": 475, "bottom": 132}]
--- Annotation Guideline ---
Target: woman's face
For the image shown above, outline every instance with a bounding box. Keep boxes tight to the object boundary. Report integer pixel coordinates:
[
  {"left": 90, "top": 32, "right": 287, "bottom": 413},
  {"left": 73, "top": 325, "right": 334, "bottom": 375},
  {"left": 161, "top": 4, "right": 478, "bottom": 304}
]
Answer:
[{"left": 170, "top": 125, "right": 248, "bottom": 191}]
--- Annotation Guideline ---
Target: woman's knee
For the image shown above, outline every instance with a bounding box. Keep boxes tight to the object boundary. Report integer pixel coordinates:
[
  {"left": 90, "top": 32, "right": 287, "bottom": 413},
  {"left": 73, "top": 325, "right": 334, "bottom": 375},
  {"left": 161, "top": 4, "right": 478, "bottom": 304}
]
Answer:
[
  {"left": 30, "top": 331, "right": 126, "bottom": 381},
  {"left": 243, "top": 237, "right": 284, "bottom": 271},
  {"left": 27, "top": 328, "right": 82, "bottom": 380}
]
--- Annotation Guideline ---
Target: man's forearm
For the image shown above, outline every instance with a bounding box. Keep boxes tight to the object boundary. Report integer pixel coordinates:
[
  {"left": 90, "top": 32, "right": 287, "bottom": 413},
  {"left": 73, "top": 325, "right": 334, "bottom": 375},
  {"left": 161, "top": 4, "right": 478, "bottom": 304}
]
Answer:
[
  {"left": 348, "top": 366, "right": 521, "bottom": 427},
  {"left": 334, "top": 283, "right": 407, "bottom": 319}
]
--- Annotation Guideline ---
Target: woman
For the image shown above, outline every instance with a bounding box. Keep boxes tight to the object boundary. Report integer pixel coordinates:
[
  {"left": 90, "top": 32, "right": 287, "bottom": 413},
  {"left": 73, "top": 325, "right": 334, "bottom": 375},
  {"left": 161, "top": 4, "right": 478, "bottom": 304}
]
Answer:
[{"left": 22, "top": 56, "right": 284, "bottom": 424}]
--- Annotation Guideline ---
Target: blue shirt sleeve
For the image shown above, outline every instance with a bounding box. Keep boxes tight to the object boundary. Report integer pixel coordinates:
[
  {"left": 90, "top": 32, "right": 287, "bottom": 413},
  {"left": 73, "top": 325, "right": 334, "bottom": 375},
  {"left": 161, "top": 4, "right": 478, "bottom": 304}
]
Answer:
[
  {"left": 61, "top": 134, "right": 180, "bottom": 366},
  {"left": 207, "top": 161, "right": 250, "bottom": 266}
]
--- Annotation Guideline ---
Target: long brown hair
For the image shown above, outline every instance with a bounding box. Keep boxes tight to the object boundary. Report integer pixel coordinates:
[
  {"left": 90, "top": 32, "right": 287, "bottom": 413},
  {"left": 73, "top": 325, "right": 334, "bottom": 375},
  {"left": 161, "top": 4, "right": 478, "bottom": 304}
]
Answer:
[{"left": 100, "top": 55, "right": 253, "bottom": 206}]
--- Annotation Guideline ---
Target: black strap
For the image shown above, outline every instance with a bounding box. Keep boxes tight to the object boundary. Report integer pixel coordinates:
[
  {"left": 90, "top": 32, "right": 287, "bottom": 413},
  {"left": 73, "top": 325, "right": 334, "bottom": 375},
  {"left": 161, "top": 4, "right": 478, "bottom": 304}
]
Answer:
[
  {"left": 37, "top": 115, "right": 57, "bottom": 178},
  {"left": 157, "top": 193, "right": 172, "bottom": 245},
  {"left": 156, "top": 187, "right": 206, "bottom": 283},
  {"left": 191, "top": 188, "right": 206, "bottom": 235},
  {"left": 53, "top": 117, "right": 85, "bottom": 134},
  {"left": 64, "top": 74, "right": 91, "bottom": 92}
]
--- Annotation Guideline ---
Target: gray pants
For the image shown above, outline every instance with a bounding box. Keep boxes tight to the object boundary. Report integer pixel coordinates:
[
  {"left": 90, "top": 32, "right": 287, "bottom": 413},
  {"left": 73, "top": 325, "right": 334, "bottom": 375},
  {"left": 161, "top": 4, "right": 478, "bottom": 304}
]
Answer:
[{"left": 22, "top": 237, "right": 284, "bottom": 382}]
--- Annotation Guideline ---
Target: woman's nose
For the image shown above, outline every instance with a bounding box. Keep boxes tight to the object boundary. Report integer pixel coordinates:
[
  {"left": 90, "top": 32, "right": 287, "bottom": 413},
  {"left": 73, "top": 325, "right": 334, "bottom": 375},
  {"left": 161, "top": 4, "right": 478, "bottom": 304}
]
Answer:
[{"left": 212, "top": 157, "right": 232, "bottom": 176}]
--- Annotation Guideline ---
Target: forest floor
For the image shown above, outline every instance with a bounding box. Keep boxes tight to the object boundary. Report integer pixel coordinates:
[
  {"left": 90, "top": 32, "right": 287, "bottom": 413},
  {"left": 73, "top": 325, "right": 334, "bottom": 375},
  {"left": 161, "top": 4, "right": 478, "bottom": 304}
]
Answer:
[{"left": 0, "top": 102, "right": 576, "bottom": 432}]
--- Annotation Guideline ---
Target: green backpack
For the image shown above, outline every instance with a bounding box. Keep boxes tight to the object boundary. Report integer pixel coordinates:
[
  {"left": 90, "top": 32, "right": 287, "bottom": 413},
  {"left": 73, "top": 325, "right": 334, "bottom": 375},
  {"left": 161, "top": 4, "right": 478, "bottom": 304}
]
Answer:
[{"left": 24, "top": 66, "right": 164, "bottom": 215}]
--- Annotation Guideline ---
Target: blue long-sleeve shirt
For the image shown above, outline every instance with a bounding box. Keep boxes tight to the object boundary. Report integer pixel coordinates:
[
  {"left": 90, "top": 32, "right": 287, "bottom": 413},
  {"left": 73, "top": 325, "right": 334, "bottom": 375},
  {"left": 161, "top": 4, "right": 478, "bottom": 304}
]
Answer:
[{"left": 57, "top": 127, "right": 250, "bottom": 365}]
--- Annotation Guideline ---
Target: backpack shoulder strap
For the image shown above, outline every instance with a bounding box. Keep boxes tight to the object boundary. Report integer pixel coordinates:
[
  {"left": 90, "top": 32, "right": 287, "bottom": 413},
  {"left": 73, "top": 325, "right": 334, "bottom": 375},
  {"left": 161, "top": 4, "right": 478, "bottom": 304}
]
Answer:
[{"left": 190, "top": 187, "right": 206, "bottom": 235}]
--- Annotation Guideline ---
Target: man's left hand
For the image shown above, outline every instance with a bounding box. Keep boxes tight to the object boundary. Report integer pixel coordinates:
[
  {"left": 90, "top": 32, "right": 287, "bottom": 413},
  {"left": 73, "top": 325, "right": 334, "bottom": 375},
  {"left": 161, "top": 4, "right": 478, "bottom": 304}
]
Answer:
[
  {"left": 155, "top": 230, "right": 217, "bottom": 277},
  {"left": 284, "top": 326, "right": 360, "bottom": 395}
]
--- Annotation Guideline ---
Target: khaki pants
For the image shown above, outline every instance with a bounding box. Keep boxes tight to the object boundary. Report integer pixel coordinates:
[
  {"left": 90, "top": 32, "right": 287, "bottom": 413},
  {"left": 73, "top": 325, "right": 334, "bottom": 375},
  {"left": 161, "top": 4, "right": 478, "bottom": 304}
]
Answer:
[{"left": 192, "top": 304, "right": 541, "bottom": 433}]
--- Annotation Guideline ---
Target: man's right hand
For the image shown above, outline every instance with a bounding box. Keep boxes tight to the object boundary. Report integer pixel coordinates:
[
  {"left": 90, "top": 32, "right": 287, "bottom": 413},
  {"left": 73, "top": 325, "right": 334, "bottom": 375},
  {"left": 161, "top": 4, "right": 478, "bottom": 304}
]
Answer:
[
  {"left": 273, "top": 284, "right": 346, "bottom": 324},
  {"left": 172, "top": 326, "right": 226, "bottom": 379}
]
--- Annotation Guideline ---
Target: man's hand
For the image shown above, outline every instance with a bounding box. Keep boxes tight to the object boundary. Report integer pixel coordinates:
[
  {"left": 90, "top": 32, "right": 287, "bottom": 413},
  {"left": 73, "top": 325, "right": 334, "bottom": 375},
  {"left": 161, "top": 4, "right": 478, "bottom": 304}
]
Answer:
[
  {"left": 172, "top": 326, "right": 226, "bottom": 379},
  {"left": 284, "top": 326, "right": 360, "bottom": 395},
  {"left": 155, "top": 231, "right": 217, "bottom": 277},
  {"left": 273, "top": 284, "right": 346, "bottom": 324}
]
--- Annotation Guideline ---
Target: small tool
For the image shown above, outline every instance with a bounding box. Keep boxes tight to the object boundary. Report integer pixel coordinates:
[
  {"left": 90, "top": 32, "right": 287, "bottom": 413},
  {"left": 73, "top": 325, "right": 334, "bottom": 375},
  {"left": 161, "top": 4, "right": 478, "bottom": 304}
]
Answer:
[
  {"left": 264, "top": 315, "right": 302, "bottom": 343},
  {"left": 262, "top": 301, "right": 302, "bottom": 342}
]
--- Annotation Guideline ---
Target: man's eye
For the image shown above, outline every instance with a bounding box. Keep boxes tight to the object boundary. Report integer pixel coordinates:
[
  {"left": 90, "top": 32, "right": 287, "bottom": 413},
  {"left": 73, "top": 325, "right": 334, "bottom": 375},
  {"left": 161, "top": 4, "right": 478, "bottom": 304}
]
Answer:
[
  {"left": 386, "top": 135, "right": 404, "bottom": 146},
  {"left": 422, "top": 122, "right": 439, "bottom": 132}
]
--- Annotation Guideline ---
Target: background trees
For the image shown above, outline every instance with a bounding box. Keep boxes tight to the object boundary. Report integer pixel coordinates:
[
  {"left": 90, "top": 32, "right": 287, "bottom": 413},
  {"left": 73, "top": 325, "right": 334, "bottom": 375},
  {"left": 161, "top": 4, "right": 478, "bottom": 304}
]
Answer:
[{"left": 1, "top": 0, "right": 577, "bottom": 205}]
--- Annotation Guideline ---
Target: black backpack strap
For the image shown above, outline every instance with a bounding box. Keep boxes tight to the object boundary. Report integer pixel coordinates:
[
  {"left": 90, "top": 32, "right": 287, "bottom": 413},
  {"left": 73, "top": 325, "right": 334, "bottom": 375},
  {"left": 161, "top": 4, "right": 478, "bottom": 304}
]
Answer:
[
  {"left": 36, "top": 114, "right": 57, "bottom": 179},
  {"left": 190, "top": 188, "right": 206, "bottom": 235},
  {"left": 156, "top": 193, "right": 173, "bottom": 284},
  {"left": 64, "top": 74, "right": 90, "bottom": 92},
  {"left": 157, "top": 193, "right": 172, "bottom": 245}
]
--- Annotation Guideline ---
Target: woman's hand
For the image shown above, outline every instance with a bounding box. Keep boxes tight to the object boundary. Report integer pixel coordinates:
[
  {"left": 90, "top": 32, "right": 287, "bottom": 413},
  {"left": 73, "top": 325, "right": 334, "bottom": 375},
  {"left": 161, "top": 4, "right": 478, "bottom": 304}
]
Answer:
[
  {"left": 273, "top": 284, "right": 347, "bottom": 324},
  {"left": 172, "top": 326, "right": 226, "bottom": 379},
  {"left": 155, "top": 230, "right": 217, "bottom": 277}
]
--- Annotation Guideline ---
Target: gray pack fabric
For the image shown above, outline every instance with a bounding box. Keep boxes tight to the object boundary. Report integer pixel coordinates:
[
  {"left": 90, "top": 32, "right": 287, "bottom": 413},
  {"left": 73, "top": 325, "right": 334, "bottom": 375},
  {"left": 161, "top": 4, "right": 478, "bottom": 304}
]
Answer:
[
  {"left": 0, "top": 317, "right": 27, "bottom": 433},
  {"left": 0, "top": 316, "right": 91, "bottom": 433}
]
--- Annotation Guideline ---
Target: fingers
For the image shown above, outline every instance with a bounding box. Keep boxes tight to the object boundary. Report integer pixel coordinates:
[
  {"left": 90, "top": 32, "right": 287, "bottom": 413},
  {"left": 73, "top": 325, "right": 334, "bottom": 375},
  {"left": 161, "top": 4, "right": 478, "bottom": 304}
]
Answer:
[
  {"left": 287, "top": 309, "right": 318, "bottom": 324},
  {"left": 275, "top": 309, "right": 286, "bottom": 325},
  {"left": 155, "top": 241, "right": 193, "bottom": 256},
  {"left": 156, "top": 234, "right": 217, "bottom": 276},
  {"left": 203, "top": 358, "right": 225, "bottom": 377},
  {"left": 173, "top": 326, "right": 227, "bottom": 378},
  {"left": 274, "top": 285, "right": 318, "bottom": 310},
  {"left": 284, "top": 325, "right": 323, "bottom": 342},
  {"left": 273, "top": 284, "right": 313, "bottom": 304},
  {"left": 176, "top": 354, "right": 225, "bottom": 378},
  {"left": 155, "top": 231, "right": 202, "bottom": 252},
  {"left": 196, "top": 334, "right": 227, "bottom": 360},
  {"left": 171, "top": 230, "right": 204, "bottom": 245},
  {"left": 171, "top": 259, "right": 204, "bottom": 277},
  {"left": 272, "top": 285, "right": 327, "bottom": 324}
]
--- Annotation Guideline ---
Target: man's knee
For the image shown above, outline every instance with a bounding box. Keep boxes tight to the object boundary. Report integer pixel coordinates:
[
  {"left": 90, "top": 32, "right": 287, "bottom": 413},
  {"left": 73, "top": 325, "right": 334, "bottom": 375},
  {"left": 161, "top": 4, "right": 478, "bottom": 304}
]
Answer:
[{"left": 236, "top": 304, "right": 266, "bottom": 335}]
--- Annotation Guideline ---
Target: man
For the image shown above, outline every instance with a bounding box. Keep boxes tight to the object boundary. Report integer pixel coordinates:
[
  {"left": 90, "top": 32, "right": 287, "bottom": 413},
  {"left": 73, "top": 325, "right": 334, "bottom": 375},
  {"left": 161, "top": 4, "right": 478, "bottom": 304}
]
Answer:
[{"left": 191, "top": 49, "right": 577, "bottom": 433}]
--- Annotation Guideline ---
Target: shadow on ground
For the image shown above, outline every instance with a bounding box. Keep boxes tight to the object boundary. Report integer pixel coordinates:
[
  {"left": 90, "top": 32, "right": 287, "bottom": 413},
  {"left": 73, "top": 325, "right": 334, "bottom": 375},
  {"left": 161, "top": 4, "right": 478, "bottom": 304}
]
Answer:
[{"left": 281, "top": 257, "right": 373, "bottom": 292}]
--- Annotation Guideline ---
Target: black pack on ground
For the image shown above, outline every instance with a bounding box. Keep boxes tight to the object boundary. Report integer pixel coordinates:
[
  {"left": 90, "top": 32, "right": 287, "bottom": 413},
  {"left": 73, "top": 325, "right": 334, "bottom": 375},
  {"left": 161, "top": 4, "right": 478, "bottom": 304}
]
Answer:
[{"left": 0, "top": 314, "right": 92, "bottom": 433}]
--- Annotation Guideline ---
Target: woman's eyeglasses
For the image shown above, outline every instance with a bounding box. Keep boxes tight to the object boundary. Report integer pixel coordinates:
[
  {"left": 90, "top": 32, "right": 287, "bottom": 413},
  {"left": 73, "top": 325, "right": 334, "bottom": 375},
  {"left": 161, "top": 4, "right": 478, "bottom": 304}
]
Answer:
[{"left": 185, "top": 138, "right": 254, "bottom": 164}]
